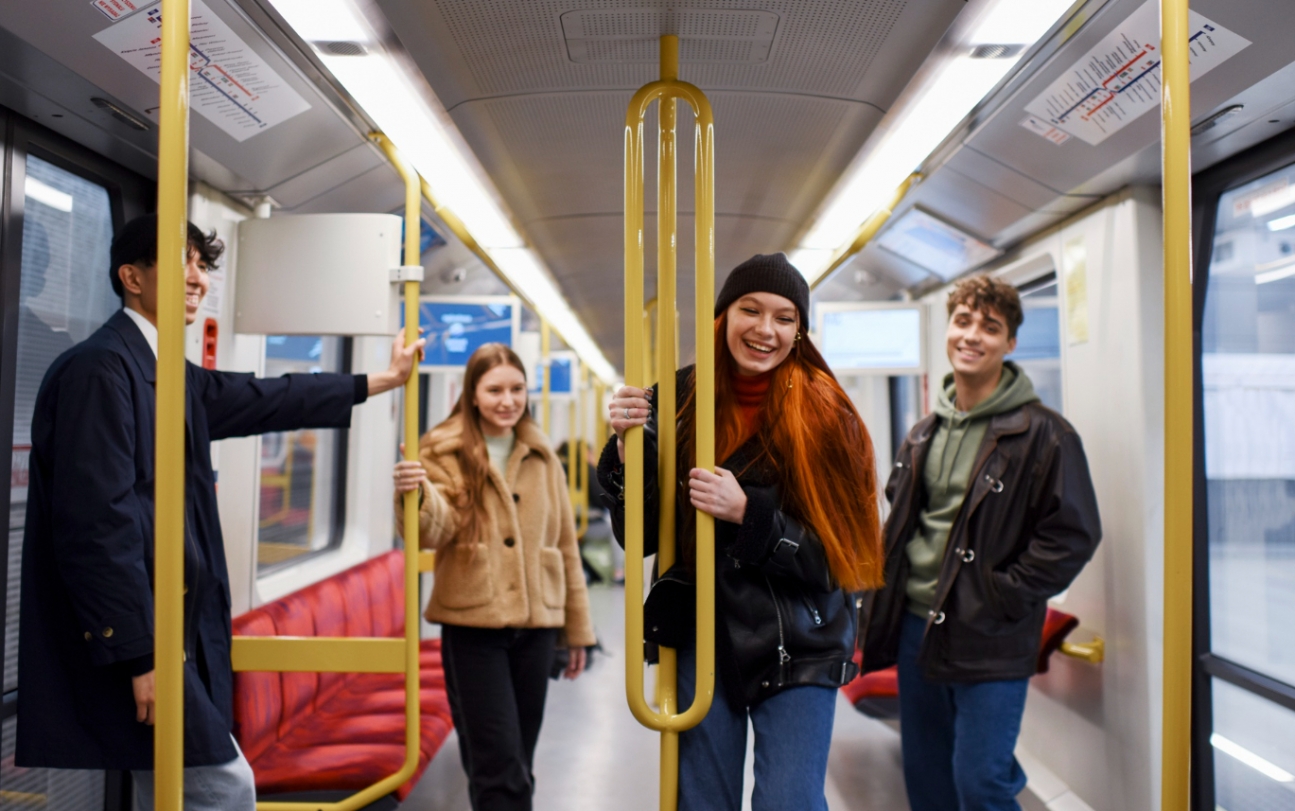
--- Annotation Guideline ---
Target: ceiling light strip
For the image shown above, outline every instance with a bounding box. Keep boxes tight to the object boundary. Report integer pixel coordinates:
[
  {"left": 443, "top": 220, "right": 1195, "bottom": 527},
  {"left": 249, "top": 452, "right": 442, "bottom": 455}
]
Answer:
[
  {"left": 788, "top": 0, "right": 1079, "bottom": 284},
  {"left": 264, "top": 0, "right": 616, "bottom": 383},
  {"left": 802, "top": 173, "right": 920, "bottom": 290}
]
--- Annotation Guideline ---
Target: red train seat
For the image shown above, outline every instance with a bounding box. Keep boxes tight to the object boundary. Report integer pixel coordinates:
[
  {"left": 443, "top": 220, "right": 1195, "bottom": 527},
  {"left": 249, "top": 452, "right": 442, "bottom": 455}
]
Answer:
[
  {"left": 232, "top": 550, "right": 451, "bottom": 802},
  {"left": 844, "top": 607, "right": 1083, "bottom": 719}
]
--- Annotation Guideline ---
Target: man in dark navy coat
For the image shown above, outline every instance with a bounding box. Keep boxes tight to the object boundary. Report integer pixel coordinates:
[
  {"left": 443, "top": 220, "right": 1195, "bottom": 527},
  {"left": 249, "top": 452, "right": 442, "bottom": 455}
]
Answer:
[{"left": 15, "top": 215, "right": 423, "bottom": 809}]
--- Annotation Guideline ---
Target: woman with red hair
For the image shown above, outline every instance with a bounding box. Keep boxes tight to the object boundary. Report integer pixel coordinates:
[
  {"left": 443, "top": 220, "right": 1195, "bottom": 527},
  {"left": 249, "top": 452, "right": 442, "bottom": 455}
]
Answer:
[{"left": 599, "top": 253, "right": 884, "bottom": 811}]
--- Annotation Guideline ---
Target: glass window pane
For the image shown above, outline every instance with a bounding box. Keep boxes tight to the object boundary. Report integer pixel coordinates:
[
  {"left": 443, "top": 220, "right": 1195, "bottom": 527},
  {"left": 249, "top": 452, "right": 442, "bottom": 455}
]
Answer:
[
  {"left": 8, "top": 156, "right": 118, "bottom": 693},
  {"left": 1008, "top": 296, "right": 1063, "bottom": 413},
  {"left": 1211, "top": 680, "right": 1295, "bottom": 810},
  {"left": 1202, "top": 160, "right": 1295, "bottom": 686},
  {"left": 257, "top": 336, "right": 343, "bottom": 571}
]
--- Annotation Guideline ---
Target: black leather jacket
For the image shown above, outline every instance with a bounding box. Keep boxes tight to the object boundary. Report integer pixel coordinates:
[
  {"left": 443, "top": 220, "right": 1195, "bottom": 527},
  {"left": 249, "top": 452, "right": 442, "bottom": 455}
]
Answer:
[
  {"left": 860, "top": 402, "right": 1102, "bottom": 683},
  {"left": 598, "top": 368, "right": 859, "bottom": 709}
]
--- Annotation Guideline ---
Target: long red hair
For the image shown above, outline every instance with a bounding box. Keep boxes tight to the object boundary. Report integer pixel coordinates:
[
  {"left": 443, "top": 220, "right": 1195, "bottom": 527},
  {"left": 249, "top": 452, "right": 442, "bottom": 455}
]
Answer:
[{"left": 677, "top": 315, "right": 884, "bottom": 591}]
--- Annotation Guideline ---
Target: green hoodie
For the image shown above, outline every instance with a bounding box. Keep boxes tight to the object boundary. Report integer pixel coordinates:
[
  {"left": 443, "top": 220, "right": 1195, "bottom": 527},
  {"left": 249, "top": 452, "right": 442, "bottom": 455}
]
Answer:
[{"left": 905, "top": 362, "right": 1039, "bottom": 617}]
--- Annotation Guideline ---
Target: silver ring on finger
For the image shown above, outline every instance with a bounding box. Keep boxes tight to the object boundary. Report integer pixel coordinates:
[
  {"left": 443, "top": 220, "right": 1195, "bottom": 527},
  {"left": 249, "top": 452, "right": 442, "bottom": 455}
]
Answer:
[{"left": 624, "top": 407, "right": 631, "bottom": 419}]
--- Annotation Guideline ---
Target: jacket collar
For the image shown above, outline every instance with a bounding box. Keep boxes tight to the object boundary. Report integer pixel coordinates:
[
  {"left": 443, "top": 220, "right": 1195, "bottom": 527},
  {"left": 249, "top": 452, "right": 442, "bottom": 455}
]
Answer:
[
  {"left": 425, "top": 415, "right": 551, "bottom": 463},
  {"left": 105, "top": 309, "right": 156, "bottom": 383}
]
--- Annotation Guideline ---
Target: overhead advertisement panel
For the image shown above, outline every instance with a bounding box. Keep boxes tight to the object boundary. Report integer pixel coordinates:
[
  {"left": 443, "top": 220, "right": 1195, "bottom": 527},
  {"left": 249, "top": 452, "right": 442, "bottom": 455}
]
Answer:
[
  {"left": 1023, "top": 0, "right": 1249, "bottom": 146},
  {"left": 93, "top": 0, "right": 311, "bottom": 141}
]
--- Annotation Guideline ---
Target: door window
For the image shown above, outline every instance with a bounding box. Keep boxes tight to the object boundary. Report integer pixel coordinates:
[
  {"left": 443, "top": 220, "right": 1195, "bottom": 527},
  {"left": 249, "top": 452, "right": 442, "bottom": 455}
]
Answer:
[
  {"left": 257, "top": 336, "right": 346, "bottom": 571},
  {"left": 3, "top": 153, "right": 119, "bottom": 809},
  {"left": 1201, "top": 159, "right": 1295, "bottom": 810}
]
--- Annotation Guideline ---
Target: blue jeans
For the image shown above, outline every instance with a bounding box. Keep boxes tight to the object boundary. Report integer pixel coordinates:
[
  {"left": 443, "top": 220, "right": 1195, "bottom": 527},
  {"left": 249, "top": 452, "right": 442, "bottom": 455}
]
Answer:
[
  {"left": 676, "top": 648, "right": 836, "bottom": 811},
  {"left": 897, "top": 612, "right": 1029, "bottom": 811}
]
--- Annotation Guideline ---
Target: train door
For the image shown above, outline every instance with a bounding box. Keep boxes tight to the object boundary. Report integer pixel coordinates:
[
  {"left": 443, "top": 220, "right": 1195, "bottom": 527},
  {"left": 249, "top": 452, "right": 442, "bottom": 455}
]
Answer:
[
  {"left": 1194, "top": 131, "right": 1295, "bottom": 811},
  {"left": 0, "top": 109, "right": 150, "bottom": 810}
]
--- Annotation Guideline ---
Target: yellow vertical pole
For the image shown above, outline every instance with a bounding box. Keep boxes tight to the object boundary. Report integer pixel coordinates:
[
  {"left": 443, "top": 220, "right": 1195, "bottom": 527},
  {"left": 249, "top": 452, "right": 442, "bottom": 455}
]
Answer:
[
  {"left": 568, "top": 369, "right": 579, "bottom": 515},
  {"left": 655, "top": 35, "right": 681, "bottom": 809},
  {"left": 541, "top": 318, "right": 552, "bottom": 435},
  {"left": 154, "top": 0, "right": 190, "bottom": 807},
  {"left": 1160, "top": 1, "right": 1192, "bottom": 809},
  {"left": 366, "top": 132, "right": 425, "bottom": 811},
  {"left": 595, "top": 379, "right": 608, "bottom": 447}
]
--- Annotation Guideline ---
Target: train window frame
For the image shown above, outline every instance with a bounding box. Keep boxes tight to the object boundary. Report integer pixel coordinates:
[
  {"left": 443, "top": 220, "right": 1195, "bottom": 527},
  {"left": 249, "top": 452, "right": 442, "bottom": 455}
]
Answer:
[
  {"left": 1190, "top": 125, "right": 1295, "bottom": 811},
  {"left": 0, "top": 105, "right": 151, "bottom": 811},
  {"left": 253, "top": 337, "right": 353, "bottom": 577}
]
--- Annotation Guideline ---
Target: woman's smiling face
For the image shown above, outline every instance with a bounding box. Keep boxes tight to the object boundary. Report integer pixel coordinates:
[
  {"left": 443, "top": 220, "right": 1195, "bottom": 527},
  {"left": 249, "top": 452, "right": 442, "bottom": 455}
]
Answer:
[{"left": 725, "top": 292, "right": 799, "bottom": 376}]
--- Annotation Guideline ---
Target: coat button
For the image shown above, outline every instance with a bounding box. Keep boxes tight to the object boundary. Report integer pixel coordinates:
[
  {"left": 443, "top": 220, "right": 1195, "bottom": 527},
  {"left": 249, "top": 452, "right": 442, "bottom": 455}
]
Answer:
[
  {"left": 102, "top": 627, "right": 114, "bottom": 638},
  {"left": 512, "top": 493, "right": 520, "bottom": 503},
  {"left": 504, "top": 537, "right": 515, "bottom": 547},
  {"left": 84, "top": 632, "right": 92, "bottom": 642}
]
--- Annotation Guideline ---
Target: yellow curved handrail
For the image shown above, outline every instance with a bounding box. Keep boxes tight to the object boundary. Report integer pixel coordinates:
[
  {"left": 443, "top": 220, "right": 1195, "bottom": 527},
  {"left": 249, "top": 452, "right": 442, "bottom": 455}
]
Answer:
[
  {"left": 240, "top": 134, "right": 424, "bottom": 811},
  {"left": 154, "top": 0, "right": 191, "bottom": 807},
  {"left": 624, "top": 34, "right": 717, "bottom": 811}
]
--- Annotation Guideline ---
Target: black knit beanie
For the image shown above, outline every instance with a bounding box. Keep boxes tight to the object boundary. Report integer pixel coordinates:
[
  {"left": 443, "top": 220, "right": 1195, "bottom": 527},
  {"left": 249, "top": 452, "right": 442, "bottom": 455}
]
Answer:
[{"left": 714, "top": 253, "right": 810, "bottom": 327}]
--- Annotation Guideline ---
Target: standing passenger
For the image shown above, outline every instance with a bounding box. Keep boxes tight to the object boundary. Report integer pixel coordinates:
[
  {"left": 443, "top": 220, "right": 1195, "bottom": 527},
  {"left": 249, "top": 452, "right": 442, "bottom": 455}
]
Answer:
[
  {"left": 392, "top": 343, "right": 595, "bottom": 811},
  {"left": 600, "top": 254, "right": 884, "bottom": 811},
  {"left": 861, "top": 274, "right": 1102, "bottom": 811},
  {"left": 16, "top": 214, "right": 425, "bottom": 810}
]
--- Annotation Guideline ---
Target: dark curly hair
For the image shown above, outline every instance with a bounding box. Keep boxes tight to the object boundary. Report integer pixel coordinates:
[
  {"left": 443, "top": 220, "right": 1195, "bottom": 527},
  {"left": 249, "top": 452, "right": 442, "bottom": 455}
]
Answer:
[
  {"left": 109, "top": 214, "right": 224, "bottom": 299},
  {"left": 946, "top": 274, "right": 1023, "bottom": 339}
]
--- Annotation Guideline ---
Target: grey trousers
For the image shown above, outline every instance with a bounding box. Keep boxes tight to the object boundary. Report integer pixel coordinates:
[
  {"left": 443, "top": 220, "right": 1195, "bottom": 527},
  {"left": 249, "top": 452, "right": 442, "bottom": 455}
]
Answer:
[{"left": 132, "top": 736, "right": 256, "bottom": 811}]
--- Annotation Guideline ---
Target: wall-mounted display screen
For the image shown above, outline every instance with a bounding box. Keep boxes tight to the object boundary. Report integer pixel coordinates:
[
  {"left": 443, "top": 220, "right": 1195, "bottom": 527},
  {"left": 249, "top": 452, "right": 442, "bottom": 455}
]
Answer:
[
  {"left": 411, "top": 296, "right": 519, "bottom": 370},
  {"left": 816, "top": 303, "right": 925, "bottom": 375},
  {"left": 877, "top": 208, "right": 1001, "bottom": 280},
  {"left": 532, "top": 352, "right": 575, "bottom": 395}
]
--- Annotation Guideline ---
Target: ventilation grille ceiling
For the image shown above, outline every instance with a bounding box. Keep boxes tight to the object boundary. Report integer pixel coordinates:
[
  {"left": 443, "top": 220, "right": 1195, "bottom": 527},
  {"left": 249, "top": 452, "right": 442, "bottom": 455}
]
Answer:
[{"left": 561, "top": 9, "right": 779, "bottom": 63}]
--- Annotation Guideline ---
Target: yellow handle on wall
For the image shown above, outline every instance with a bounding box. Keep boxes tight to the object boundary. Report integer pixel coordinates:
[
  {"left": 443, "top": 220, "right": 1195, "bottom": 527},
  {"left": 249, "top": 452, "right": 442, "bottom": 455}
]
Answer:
[{"left": 624, "top": 34, "right": 717, "bottom": 811}]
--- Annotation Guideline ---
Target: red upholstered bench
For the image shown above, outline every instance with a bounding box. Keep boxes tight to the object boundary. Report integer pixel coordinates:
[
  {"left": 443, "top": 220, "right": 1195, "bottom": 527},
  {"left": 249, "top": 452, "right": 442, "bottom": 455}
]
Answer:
[
  {"left": 232, "top": 550, "right": 452, "bottom": 802},
  {"left": 844, "top": 607, "right": 1083, "bottom": 719}
]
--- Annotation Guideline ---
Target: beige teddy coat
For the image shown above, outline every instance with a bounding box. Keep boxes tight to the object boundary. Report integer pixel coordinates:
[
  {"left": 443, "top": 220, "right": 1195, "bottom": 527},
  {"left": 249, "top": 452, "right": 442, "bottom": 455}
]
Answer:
[{"left": 398, "top": 416, "right": 596, "bottom": 647}]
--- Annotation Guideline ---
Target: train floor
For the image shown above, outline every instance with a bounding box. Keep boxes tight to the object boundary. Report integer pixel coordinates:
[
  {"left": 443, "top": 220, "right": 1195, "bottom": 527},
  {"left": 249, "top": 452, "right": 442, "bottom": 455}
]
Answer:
[{"left": 401, "top": 584, "right": 912, "bottom": 810}]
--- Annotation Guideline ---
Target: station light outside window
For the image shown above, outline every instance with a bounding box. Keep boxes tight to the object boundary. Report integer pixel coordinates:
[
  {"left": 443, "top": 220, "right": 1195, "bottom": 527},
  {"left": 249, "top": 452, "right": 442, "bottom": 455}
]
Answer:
[
  {"left": 789, "top": 0, "right": 1080, "bottom": 285},
  {"left": 265, "top": 0, "right": 616, "bottom": 383},
  {"left": 1211, "top": 734, "right": 1294, "bottom": 784}
]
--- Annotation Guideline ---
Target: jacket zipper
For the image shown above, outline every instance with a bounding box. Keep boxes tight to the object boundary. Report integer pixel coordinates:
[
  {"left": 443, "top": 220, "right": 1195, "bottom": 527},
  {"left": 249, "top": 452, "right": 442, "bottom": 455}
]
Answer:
[
  {"left": 800, "top": 589, "right": 822, "bottom": 625},
  {"left": 765, "top": 575, "right": 791, "bottom": 684}
]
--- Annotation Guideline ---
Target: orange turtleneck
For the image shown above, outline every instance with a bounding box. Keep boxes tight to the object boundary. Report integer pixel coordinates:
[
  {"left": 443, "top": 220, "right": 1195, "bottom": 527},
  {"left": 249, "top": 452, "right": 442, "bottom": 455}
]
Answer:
[{"left": 732, "top": 369, "right": 772, "bottom": 434}]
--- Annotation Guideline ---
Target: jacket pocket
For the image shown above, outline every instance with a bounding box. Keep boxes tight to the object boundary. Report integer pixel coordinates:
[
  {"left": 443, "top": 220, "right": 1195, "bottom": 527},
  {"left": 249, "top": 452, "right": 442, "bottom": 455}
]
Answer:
[
  {"left": 986, "top": 569, "right": 1033, "bottom": 623},
  {"left": 540, "top": 547, "right": 566, "bottom": 609},
  {"left": 434, "top": 543, "right": 495, "bottom": 609}
]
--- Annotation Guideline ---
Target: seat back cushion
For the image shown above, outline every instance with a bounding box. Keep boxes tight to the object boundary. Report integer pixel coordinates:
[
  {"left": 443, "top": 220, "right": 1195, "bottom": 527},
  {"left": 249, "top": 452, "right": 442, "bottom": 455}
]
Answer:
[
  {"left": 310, "top": 579, "right": 350, "bottom": 700},
  {"left": 264, "top": 592, "right": 320, "bottom": 737},
  {"left": 338, "top": 568, "right": 374, "bottom": 639},
  {"left": 364, "top": 552, "right": 400, "bottom": 638},
  {"left": 230, "top": 610, "right": 282, "bottom": 763}
]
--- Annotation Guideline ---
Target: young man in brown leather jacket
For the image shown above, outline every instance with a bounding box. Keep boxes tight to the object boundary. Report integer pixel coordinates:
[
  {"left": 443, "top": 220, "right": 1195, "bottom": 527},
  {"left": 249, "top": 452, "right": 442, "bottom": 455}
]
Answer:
[{"left": 861, "top": 275, "right": 1101, "bottom": 811}]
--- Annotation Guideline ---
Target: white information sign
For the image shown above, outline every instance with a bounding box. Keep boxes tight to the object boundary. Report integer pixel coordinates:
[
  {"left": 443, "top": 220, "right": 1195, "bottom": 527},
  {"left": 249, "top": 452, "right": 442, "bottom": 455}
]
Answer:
[
  {"left": 92, "top": 0, "right": 145, "bottom": 21},
  {"left": 93, "top": 0, "right": 311, "bottom": 142},
  {"left": 1023, "top": 0, "right": 1250, "bottom": 146}
]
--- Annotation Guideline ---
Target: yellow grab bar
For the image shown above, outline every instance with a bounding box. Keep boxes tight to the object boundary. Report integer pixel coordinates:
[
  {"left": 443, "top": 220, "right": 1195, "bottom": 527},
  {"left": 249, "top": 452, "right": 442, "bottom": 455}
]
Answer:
[
  {"left": 541, "top": 317, "right": 552, "bottom": 433},
  {"left": 154, "top": 0, "right": 191, "bottom": 807},
  {"left": 234, "top": 134, "right": 424, "bottom": 811},
  {"left": 624, "top": 34, "right": 717, "bottom": 811},
  {"left": 1160, "top": 0, "right": 1193, "bottom": 808},
  {"left": 808, "top": 172, "right": 921, "bottom": 291}
]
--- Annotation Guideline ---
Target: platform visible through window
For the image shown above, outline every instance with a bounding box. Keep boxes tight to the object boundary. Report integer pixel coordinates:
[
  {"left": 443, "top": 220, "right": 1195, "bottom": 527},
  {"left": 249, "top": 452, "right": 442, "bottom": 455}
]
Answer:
[
  {"left": 257, "top": 335, "right": 346, "bottom": 571},
  {"left": 1200, "top": 158, "right": 1295, "bottom": 811}
]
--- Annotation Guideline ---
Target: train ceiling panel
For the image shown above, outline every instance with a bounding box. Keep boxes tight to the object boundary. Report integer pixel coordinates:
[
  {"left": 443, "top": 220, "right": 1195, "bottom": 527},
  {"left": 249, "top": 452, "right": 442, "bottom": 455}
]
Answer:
[
  {"left": 959, "top": 0, "right": 1295, "bottom": 202},
  {"left": 0, "top": 0, "right": 395, "bottom": 200},
  {"left": 377, "top": 0, "right": 966, "bottom": 367}
]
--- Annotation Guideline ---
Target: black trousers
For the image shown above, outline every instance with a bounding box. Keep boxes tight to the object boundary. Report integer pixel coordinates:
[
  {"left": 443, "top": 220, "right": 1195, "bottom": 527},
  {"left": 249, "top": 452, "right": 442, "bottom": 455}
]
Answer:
[{"left": 441, "top": 625, "right": 559, "bottom": 811}]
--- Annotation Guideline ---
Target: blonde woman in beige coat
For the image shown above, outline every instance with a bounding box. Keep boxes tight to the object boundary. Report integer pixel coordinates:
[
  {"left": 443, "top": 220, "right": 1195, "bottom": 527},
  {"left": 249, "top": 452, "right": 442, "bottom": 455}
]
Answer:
[{"left": 393, "top": 342, "right": 595, "bottom": 811}]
